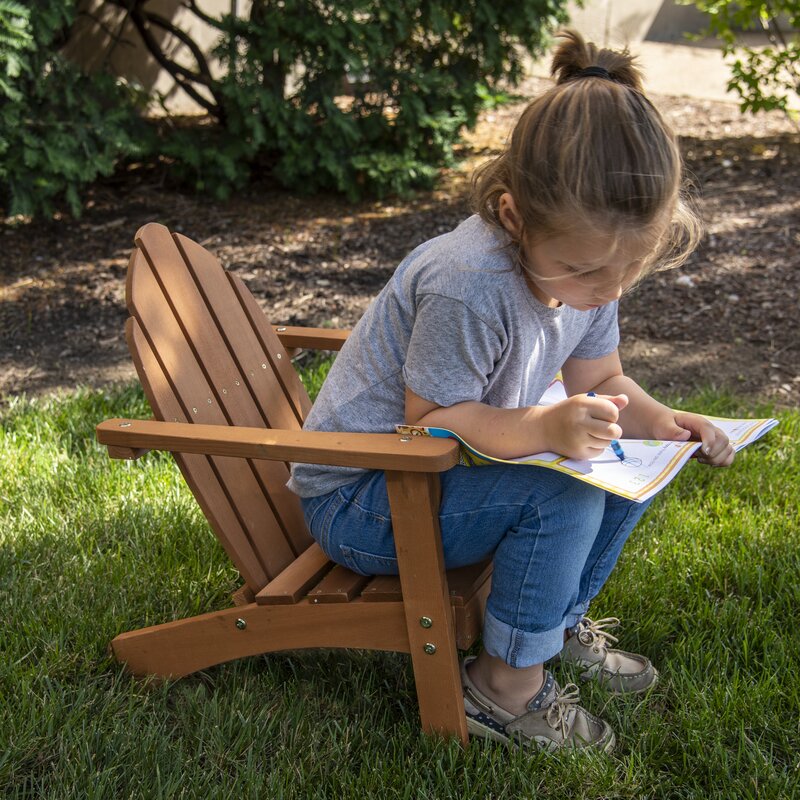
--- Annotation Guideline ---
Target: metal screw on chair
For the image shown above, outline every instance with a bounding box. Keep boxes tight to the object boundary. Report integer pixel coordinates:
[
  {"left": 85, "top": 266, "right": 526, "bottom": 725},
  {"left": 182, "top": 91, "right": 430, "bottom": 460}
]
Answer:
[
  {"left": 399, "top": 437, "right": 411, "bottom": 442},
  {"left": 276, "top": 326, "right": 287, "bottom": 331},
  {"left": 276, "top": 353, "right": 282, "bottom": 359},
  {"left": 118, "top": 422, "right": 131, "bottom": 428},
  {"left": 423, "top": 643, "right": 436, "bottom": 655},
  {"left": 419, "top": 616, "right": 432, "bottom": 628},
  {"left": 235, "top": 618, "right": 247, "bottom": 630}
]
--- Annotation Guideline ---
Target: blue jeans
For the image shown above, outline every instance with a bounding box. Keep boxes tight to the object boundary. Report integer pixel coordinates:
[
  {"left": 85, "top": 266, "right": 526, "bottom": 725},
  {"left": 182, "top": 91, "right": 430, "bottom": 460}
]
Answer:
[{"left": 301, "top": 465, "right": 652, "bottom": 668}]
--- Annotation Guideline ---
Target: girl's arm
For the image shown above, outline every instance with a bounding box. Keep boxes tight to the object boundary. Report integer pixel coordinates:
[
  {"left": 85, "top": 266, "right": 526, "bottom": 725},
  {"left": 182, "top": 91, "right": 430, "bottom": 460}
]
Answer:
[
  {"left": 408, "top": 350, "right": 733, "bottom": 465},
  {"left": 405, "top": 384, "right": 626, "bottom": 463},
  {"left": 563, "top": 352, "right": 735, "bottom": 467}
]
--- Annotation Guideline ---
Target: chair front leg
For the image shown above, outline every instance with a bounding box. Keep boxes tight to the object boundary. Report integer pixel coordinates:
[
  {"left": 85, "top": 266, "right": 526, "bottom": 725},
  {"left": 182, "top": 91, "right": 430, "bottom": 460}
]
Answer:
[{"left": 385, "top": 470, "right": 468, "bottom": 743}]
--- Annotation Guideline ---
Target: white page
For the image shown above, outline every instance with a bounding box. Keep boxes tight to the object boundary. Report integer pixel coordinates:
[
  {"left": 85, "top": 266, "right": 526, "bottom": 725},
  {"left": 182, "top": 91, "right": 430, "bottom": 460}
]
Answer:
[
  {"left": 706, "top": 417, "right": 779, "bottom": 450},
  {"left": 557, "top": 439, "right": 702, "bottom": 502}
]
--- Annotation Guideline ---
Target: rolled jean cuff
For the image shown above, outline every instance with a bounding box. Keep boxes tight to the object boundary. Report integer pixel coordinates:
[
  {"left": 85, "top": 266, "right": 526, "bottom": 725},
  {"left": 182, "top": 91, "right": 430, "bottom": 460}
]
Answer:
[
  {"left": 482, "top": 607, "right": 566, "bottom": 668},
  {"left": 564, "top": 600, "right": 590, "bottom": 631}
]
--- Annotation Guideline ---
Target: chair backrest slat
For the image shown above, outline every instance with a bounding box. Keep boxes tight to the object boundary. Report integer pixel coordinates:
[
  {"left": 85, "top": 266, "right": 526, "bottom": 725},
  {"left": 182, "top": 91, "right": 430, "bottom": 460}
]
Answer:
[
  {"left": 126, "top": 318, "right": 270, "bottom": 589},
  {"left": 127, "top": 248, "right": 295, "bottom": 578},
  {"left": 133, "top": 225, "right": 311, "bottom": 553},
  {"left": 151, "top": 229, "right": 311, "bottom": 556},
  {"left": 126, "top": 225, "right": 319, "bottom": 587},
  {"left": 227, "top": 272, "right": 312, "bottom": 422},
  {"left": 173, "top": 234, "right": 305, "bottom": 431}
]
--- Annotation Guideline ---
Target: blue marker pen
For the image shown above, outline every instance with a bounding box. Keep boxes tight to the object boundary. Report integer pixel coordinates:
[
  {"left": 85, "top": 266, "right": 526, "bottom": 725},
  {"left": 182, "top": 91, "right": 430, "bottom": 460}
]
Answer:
[
  {"left": 609, "top": 439, "right": 627, "bottom": 461},
  {"left": 587, "top": 392, "right": 626, "bottom": 461}
]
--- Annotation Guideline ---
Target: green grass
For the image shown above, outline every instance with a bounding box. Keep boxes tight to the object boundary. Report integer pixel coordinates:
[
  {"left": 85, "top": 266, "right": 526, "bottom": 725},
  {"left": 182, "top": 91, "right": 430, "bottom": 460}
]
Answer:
[{"left": 1, "top": 377, "right": 798, "bottom": 799}]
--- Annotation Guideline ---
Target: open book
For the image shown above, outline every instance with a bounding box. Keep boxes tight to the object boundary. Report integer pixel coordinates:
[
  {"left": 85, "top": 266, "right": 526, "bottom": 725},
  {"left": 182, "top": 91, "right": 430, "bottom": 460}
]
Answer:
[{"left": 396, "top": 379, "right": 778, "bottom": 503}]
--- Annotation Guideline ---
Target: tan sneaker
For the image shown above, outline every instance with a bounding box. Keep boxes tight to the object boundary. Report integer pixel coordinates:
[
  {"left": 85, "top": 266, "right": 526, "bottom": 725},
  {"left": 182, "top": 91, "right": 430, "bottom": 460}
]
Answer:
[
  {"left": 461, "top": 657, "right": 615, "bottom": 753},
  {"left": 554, "top": 617, "right": 658, "bottom": 694}
]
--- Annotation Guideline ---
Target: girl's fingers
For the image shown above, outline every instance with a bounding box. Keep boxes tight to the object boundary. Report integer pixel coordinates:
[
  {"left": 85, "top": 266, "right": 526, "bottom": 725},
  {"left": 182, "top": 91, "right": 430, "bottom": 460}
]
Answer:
[
  {"left": 587, "top": 394, "right": 627, "bottom": 420},
  {"left": 697, "top": 446, "right": 735, "bottom": 466},
  {"left": 702, "top": 427, "right": 730, "bottom": 459},
  {"left": 587, "top": 420, "right": 622, "bottom": 441}
]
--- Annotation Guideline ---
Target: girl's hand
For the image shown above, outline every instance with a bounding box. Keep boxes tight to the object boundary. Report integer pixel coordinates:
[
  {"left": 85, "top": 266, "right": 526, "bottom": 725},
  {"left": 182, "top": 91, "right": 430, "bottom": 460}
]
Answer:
[
  {"left": 652, "top": 410, "right": 735, "bottom": 467},
  {"left": 545, "top": 393, "right": 628, "bottom": 460}
]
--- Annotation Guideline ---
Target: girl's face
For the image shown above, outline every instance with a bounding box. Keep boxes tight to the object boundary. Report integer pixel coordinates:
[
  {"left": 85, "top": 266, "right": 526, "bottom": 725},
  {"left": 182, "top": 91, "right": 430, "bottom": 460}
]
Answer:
[
  {"left": 522, "top": 232, "right": 647, "bottom": 311},
  {"left": 497, "top": 192, "right": 651, "bottom": 311}
]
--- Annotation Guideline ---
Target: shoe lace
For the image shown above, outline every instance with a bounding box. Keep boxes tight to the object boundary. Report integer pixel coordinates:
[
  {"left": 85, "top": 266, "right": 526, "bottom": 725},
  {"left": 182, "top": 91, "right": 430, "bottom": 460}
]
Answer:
[
  {"left": 545, "top": 683, "right": 581, "bottom": 738},
  {"left": 577, "top": 616, "right": 621, "bottom": 648}
]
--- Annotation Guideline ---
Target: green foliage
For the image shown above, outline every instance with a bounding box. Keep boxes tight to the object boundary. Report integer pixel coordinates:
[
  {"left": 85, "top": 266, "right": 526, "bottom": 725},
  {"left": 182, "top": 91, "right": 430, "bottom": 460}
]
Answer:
[
  {"left": 0, "top": 0, "right": 571, "bottom": 216},
  {"left": 0, "top": 0, "right": 31, "bottom": 100},
  {"left": 197, "top": 1, "right": 569, "bottom": 199},
  {"left": 0, "top": 0, "right": 147, "bottom": 218},
  {"left": 681, "top": 1, "right": 799, "bottom": 118}
]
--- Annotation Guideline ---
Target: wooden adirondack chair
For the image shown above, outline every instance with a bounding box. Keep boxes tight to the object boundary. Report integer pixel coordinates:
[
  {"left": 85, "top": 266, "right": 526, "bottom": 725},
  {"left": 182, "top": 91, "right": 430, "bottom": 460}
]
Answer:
[{"left": 95, "top": 223, "right": 493, "bottom": 742}]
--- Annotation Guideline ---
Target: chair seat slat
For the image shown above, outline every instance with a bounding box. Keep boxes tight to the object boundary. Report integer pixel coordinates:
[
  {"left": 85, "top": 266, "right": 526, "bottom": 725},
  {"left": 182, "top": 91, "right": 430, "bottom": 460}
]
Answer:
[
  {"left": 360, "top": 575, "right": 403, "bottom": 602},
  {"left": 307, "top": 565, "right": 371, "bottom": 603},
  {"left": 256, "top": 543, "right": 333, "bottom": 605},
  {"left": 360, "top": 560, "right": 492, "bottom": 606}
]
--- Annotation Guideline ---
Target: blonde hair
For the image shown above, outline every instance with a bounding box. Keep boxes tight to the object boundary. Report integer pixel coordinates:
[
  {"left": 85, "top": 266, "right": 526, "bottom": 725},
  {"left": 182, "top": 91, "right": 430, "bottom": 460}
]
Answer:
[{"left": 471, "top": 29, "right": 701, "bottom": 276}]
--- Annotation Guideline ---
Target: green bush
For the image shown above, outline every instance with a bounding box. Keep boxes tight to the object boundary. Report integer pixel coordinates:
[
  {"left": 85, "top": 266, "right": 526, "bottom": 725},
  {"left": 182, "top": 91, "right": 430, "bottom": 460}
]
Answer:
[
  {"left": 0, "top": 0, "right": 147, "bottom": 218},
  {"left": 681, "top": 1, "right": 799, "bottom": 118},
  {"left": 0, "top": 0, "right": 31, "bottom": 100},
  {"left": 1, "top": 0, "right": 572, "bottom": 216},
  {"left": 163, "top": 0, "right": 571, "bottom": 200}
]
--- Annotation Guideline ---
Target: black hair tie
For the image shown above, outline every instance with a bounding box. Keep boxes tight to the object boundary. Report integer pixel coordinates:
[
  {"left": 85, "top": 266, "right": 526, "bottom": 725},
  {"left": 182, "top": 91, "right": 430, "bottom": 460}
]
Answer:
[{"left": 577, "top": 66, "right": 612, "bottom": 80}]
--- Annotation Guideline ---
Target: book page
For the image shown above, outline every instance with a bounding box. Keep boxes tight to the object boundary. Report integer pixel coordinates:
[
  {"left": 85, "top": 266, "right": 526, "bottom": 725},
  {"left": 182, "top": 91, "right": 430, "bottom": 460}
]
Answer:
[
  {"left": 705, "top": 416, "right": 778, "bottom": 450},
  {"left": 557, "top": 439, "right": 702, "bottom": 502},
  {"left": 395, "top": 377, "right": 777, "bottom": 502},
  {"left": 396, "top": 424, "right": 704, "bottom": 501}
]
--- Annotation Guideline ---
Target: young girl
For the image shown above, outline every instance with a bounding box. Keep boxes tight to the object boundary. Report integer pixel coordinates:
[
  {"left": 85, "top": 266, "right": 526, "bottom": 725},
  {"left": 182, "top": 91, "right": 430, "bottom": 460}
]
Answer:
[{"left": 288, "top": 30, "right": 735, "bottom": 752}]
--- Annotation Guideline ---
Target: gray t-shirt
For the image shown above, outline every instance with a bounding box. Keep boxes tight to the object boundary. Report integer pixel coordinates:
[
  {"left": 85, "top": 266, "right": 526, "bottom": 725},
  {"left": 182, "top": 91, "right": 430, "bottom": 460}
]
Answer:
[{"left": 288, "top": 215, "right": 619, "bottom": 497}]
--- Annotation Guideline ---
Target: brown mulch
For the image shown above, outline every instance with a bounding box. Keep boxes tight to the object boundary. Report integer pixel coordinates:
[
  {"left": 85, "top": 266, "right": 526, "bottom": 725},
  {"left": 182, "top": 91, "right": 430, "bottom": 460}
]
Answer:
[{"left": 1, "top": 78, "right": 798, "bottom": 408}]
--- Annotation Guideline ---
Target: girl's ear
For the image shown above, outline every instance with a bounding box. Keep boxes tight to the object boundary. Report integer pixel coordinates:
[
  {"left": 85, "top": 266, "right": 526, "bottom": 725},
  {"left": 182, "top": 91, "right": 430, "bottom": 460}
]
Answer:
[{"left": 498, "top": 193, "right": 523, "bottom": 238}]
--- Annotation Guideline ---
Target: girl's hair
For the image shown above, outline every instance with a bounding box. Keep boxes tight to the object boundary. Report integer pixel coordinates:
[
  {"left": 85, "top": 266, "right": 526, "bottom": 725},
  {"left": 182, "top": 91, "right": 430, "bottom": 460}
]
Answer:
[{"left": 471, "top": 29, "right": 701, "bottom": 275}]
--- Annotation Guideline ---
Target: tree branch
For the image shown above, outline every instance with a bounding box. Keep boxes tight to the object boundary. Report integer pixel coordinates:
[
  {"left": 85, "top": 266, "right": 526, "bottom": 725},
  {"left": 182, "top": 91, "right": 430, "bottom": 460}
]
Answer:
[
  {"left": 76, "top": 5, "right": 138, "bottom": 76},
  {"left": 146, "top": 11, "right": 217, "bottom": 86},
  {"left": 101, "top": 0, "right": 224, "bottom": 118},
  {"left": 183, "top": 0, "right": 225, "bottom": 31}
]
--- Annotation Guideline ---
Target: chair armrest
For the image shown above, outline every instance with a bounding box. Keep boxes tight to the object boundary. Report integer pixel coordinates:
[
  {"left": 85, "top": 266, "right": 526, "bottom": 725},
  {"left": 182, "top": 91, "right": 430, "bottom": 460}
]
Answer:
[
  {"left": 273, "top": 326, "right": 350, "bottom": 351},
  {"left": 96, "top": 418, "right": 459, "bottom": 472}
]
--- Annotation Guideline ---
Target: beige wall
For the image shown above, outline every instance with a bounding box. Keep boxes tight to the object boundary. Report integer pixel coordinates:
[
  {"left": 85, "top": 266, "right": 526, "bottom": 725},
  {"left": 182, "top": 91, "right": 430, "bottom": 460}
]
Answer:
[
  {"left": 64, "top": 1, "right": 793, "bottom": 114},
  {"left": 565, "top": 0, "right": 708, "bottom": 47},
  {"left": 64, "top": 0, "right": 247, "bottom": 114}
]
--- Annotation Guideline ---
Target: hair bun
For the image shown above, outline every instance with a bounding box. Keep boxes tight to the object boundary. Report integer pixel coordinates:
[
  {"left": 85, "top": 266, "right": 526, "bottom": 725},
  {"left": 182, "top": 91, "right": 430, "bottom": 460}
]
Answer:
[{"left": 550, "top": 29, "right": 644, "bottom": 92}]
